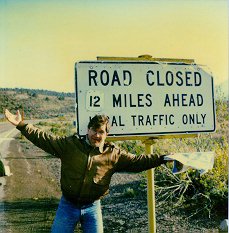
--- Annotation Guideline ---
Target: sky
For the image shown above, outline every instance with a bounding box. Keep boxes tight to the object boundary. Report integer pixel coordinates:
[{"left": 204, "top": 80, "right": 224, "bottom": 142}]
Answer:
[{"left": 0, "top": 0, "right": 228, "bottom": 96}]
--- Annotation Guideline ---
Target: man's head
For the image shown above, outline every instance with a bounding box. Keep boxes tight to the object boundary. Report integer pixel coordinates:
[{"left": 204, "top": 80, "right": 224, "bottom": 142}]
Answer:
[{"left": 87, "top": 115, "right": 110, "bottom": 147}]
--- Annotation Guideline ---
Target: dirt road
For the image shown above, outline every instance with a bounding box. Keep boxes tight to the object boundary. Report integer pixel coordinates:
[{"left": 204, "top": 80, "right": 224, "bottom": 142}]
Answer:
[
  {"left": 0, "top": 123, "right": 19, "bottom": 232},
  {"left": 0, "top": 123, "right": 61, "bottom": 232}
]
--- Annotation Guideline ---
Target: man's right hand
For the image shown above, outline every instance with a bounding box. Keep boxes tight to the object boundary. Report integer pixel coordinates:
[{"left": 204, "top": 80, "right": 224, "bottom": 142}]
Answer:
[{"left": 4, "top": 109, "right": 22, "bottom": 126}]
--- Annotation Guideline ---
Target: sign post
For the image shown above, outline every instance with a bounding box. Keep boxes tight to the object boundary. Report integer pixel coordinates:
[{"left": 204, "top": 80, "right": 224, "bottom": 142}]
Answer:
[
  {"left": 75, "top": 55, "right": 216, "bottom": 233},
  {"left": 145, "top": 139, "right": 156, "bottom": 233}
]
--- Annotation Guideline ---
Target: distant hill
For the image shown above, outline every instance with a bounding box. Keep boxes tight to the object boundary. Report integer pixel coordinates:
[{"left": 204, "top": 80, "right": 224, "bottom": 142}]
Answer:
[
  {"left": 0, "top": 88, "right": 75, "bottom": 119},
  {"left": 0, "top": 88, "right": 74, "bottom": 98}
]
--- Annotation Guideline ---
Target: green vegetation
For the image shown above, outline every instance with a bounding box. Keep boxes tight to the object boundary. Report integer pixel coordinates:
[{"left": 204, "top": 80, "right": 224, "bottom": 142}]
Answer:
[
  {"left": 123, "top": 187, "right": 136, "bottom": 198},
  {"left": 0, "top": 88, "right": 75, "bottom": 120},
  {"left": 36, "top": 119, "right": 76, "bottom": 137}
]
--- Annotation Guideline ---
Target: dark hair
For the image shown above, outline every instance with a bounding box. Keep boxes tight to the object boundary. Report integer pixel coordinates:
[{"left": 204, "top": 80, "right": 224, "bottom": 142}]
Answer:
[{"left": 88, "top": 115, "right": 110, "bottom": 133}]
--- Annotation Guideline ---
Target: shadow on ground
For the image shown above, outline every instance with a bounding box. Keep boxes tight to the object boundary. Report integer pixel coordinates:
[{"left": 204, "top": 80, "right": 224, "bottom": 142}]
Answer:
[{"left": 0, "top": 198, "right": 59, "bottom": 233}]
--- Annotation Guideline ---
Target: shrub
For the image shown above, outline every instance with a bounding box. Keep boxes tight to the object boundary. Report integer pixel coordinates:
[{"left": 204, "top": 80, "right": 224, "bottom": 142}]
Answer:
[
  {"left": 123, "top": 187, "right": 136, "bottom": 198},
  {"left": 35, "top": 121, "right": 75, "bottom": 137},
  {"left": 57, "top": 95, "right": 65, "bottom": 101},
  {"left": 153, "top": 94, "right": 228, "bottom": 219},
  {"left": 117, "top": 140, "right": 145, "bottom": 155},
  {"left": 154, "top": 138, "right": 228, "bottom": 218}
]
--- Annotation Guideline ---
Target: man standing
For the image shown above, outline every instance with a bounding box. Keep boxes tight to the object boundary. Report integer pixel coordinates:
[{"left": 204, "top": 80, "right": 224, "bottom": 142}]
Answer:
[{"left": 5, "top": 109, "right": 167, "bottom": 233}]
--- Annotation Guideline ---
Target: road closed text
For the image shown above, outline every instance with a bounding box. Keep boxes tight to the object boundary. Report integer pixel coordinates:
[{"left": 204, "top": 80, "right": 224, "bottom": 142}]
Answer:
[{"left": 88, "top": 69, "right": 202, "bottom": 87}]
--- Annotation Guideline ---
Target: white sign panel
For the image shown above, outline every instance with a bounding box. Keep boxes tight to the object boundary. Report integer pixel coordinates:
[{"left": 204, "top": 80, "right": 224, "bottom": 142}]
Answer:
[{"left": 75, "top": 61, "right": 215, "bottom": 137}]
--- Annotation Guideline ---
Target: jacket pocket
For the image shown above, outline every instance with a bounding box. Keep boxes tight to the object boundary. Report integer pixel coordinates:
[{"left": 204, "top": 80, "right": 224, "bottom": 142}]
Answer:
[{"left": 91, "top": 177, "right": 110, "bottom": 199}]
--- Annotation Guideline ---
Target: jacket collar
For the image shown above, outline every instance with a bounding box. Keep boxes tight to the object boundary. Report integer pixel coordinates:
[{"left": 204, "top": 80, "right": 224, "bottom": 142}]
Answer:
[{"left": 85, "top": 135, "right": 104, "bottom": 153}]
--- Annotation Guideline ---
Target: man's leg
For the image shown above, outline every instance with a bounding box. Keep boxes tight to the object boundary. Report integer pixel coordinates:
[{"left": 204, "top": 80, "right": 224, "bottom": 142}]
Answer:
[
  {"left": 51, "top": 196, "right": 80, "bottom": 233},
  {"left": 80, "top": 200, "right": 104, "bottom": 233}
]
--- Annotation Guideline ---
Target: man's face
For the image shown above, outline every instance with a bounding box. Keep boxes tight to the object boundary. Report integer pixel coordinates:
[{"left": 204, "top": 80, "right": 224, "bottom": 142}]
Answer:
[{"left": 87, "top": 124, "right": 108, "bottom": 147}]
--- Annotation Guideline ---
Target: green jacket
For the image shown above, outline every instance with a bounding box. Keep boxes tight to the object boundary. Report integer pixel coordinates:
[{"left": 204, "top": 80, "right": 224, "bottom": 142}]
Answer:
[{"left": 17, "top": 122, "right": 164, "bottom": 204}]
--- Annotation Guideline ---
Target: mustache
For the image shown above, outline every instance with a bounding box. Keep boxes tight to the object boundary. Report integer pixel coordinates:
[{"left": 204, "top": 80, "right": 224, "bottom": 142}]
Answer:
[{"left": 91, "top": 137, "right": 101, "bottom": 141}]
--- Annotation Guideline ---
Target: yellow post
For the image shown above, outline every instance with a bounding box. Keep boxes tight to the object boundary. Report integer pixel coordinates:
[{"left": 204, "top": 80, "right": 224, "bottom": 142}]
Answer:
[{"left": 145, "top": 140, "right": 156, "bottom": 233}]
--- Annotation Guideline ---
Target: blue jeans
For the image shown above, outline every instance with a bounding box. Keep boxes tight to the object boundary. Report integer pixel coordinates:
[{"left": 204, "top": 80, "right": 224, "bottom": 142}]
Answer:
[{"left": 51, "top": 196, "right": 103, "bottom": 233}]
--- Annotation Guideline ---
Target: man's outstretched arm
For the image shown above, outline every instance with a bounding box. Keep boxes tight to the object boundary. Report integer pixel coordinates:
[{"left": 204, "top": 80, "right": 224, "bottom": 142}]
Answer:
[{"left": 4, "top": 109, "right": 65, "bottom": 158}]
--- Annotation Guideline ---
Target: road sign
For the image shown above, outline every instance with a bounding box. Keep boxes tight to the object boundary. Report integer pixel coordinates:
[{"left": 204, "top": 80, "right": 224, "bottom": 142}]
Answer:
[{"left": 75, "top": 60, "right": 215, "bottom": 137}]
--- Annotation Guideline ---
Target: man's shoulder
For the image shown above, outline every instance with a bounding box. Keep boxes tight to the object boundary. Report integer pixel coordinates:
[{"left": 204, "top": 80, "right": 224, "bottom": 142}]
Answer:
[
  {"left": 61, "top": 134, "right": 88, "bottom": 151},
  {"left": 70, "top": 133, "right": 84, "bottom": 142}
]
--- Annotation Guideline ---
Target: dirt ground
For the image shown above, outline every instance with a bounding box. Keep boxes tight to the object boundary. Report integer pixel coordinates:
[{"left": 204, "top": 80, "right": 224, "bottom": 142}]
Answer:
[{"left": 0, "top": 135, "right": 224, "bottom": 233}]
